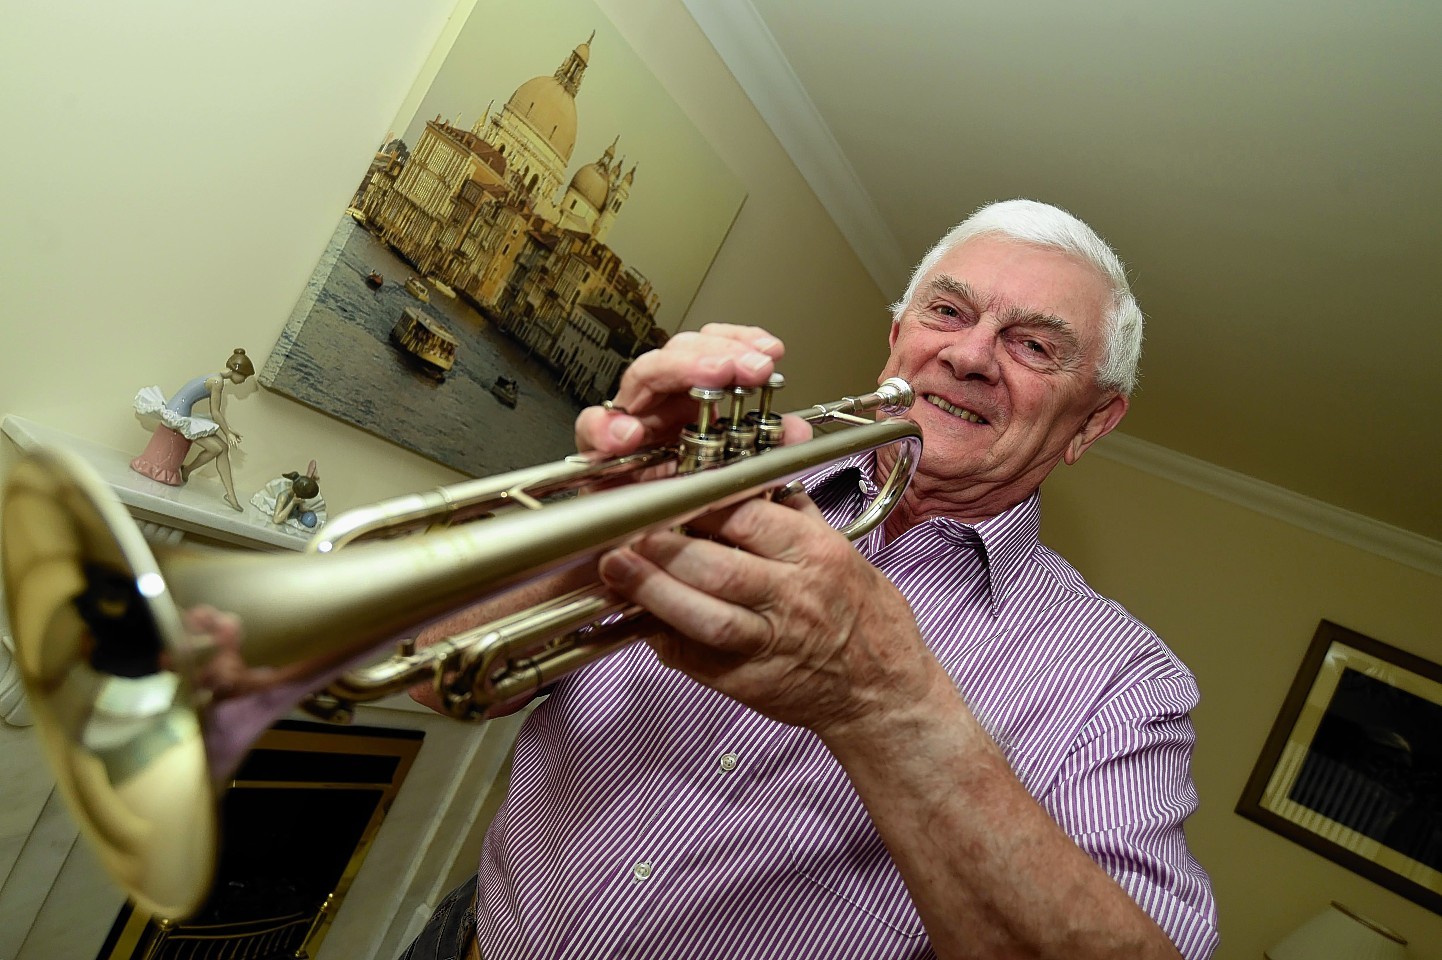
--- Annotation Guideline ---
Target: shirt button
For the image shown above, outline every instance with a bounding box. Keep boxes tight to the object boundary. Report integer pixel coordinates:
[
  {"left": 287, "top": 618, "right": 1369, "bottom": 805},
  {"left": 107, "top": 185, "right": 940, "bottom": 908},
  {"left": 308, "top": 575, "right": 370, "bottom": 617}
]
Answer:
[
  {"left": 718, "top": 752, "right": 739, "bottom": 772},
  {"left": 632, "top": 861, "right": 654, "bottom": 881}
]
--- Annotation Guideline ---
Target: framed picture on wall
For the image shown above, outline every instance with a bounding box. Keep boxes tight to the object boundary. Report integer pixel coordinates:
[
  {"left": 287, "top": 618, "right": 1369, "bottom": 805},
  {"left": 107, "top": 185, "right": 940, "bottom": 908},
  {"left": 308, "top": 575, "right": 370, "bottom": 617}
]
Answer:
[
  {"left": 1237, "top": 619, "right": 1442, "bottom": 915},
  {"left": 260, "top": 0, "right": 745, "bottom": 479}
]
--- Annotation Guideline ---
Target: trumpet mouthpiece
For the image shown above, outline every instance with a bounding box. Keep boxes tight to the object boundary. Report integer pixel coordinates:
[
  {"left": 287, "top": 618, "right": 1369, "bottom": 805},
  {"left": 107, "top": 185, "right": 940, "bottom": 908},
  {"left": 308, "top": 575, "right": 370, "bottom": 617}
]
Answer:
[{"left": 876, "top": 377, "right": 914, "bottom": 414}]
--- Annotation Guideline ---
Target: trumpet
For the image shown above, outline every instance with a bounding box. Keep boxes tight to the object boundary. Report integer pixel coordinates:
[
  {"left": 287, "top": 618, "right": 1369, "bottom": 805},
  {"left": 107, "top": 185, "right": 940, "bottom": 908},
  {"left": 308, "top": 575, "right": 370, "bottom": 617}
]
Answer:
[{"left": 0, "top": 375, "right": 919, "bottom": 919}]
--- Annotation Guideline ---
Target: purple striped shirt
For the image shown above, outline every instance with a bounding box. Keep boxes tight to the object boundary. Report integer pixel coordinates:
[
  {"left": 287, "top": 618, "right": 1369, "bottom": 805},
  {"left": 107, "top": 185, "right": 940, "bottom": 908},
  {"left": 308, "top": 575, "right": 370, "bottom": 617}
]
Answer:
[{"left": 475, "top": 454, "right": 1219, "bottom": 959}]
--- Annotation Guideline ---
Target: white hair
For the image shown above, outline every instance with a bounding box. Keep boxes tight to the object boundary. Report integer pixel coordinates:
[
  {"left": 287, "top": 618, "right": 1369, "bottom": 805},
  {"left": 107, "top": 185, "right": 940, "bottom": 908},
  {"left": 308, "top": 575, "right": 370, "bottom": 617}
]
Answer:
[{"left": 890, "top": 199, "right": 1143, "bottom": 395}]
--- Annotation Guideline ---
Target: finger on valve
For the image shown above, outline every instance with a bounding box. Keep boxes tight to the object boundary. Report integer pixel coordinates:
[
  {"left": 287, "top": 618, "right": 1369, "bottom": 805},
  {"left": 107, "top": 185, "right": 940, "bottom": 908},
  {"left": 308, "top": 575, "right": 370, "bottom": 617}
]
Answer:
[{"left": 576, "top": 327, "right": 796, "bottom": 457}]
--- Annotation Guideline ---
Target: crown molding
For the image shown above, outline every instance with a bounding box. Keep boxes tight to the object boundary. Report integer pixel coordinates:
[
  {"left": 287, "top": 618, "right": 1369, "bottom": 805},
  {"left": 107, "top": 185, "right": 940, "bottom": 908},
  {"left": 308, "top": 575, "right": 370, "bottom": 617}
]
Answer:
[
  {"left": 1097, "top": 432, "right": 1442, "bottom": 578},
  {"left": 681, "top": 0, "right": 910, "bottom": 294}
]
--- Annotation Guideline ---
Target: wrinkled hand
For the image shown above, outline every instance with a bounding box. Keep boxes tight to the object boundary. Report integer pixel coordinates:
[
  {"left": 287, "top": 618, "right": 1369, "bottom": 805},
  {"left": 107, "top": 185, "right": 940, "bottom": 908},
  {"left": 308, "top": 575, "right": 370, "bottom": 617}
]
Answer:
[
  {"left": 575, "top": 323, "right": 811, "bottom": 456},
  {"left": 595, "top": 492, "right": 942, "bottom": 739},
  {"left": 180, "top": 605, "right": 278, "bottom": 699},
  {"left": 180, "top": 605, "right": 332, "bottom": 701}
]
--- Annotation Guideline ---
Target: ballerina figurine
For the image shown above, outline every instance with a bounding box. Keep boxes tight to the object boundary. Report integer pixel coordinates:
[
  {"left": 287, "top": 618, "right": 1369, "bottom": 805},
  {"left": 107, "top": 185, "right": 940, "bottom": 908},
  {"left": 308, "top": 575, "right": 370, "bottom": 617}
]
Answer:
[{"left": 131, "top": 348, "right": 255, "bottom": 511}]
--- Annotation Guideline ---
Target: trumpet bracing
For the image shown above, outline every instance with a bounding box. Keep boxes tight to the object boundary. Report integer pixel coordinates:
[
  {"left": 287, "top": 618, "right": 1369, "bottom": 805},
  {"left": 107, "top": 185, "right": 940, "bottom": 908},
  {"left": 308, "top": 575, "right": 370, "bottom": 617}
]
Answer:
[{"left": 0, "top": 375, "right": 919, "bottom": 919}]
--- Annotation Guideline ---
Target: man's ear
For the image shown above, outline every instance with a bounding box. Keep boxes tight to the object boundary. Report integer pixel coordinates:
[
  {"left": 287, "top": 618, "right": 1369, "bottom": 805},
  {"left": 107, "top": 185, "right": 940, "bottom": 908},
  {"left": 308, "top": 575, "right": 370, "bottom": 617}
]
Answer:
[
  {"left": 1064, "top": 393, "right": 1129, "bottom": 465},
  {"left": 887, "top": 320, "right": 901, "bottom": 351}
]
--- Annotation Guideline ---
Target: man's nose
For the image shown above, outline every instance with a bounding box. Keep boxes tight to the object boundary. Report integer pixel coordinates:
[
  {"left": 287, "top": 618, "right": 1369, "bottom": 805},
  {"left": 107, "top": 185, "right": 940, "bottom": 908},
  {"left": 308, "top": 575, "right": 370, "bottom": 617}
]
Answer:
[{"left": 938, "top": 318, "right": 1002, "bottom": 382}]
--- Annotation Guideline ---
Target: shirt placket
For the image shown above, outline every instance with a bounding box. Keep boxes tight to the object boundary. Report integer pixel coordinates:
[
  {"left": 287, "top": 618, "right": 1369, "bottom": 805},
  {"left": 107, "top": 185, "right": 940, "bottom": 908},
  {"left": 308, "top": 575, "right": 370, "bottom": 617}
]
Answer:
[{"left": 562, "top": 707, "right": 796, "bottom": 956}]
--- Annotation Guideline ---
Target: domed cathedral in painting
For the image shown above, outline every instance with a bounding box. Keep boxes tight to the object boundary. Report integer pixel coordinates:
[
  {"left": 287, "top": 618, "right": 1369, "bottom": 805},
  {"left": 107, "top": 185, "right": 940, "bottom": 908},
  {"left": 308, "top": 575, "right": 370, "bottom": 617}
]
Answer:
[
  {"left": 487, "top": 34, "right": 589, "bottom": 219},
  {"left": 354, "top": 32, "right": 659, "bottom": 405},
  {"left": 559, "top": 137, "right": 634, "bottom": 243}
]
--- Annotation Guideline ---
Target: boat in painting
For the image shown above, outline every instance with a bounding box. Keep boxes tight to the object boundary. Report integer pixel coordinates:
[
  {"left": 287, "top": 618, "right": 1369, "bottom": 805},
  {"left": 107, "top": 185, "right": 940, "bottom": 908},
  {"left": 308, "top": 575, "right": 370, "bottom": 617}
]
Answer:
[
  {"left": 489, "top": 375, "right": 519, "bottom": 408},
  {"left": 389, "top": 307, "right": 458, "bottom": 381}
]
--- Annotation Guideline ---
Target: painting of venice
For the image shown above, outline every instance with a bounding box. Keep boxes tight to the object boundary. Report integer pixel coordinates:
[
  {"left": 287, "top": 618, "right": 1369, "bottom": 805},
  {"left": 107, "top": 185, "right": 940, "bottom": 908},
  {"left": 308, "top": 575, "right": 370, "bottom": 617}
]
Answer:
[{"left": 262, "top": 0, "right": 745, "bottom": 477}]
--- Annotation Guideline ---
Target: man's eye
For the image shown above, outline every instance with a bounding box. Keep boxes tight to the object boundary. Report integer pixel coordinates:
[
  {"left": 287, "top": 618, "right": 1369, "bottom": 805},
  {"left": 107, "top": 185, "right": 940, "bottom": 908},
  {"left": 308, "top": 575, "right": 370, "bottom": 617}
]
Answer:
[
  {"left": 933, "top": 303, "right": 959, "bottom": 318},
  {"left": 1022, "top": 339, "right": 1047, "bottom": 354}
]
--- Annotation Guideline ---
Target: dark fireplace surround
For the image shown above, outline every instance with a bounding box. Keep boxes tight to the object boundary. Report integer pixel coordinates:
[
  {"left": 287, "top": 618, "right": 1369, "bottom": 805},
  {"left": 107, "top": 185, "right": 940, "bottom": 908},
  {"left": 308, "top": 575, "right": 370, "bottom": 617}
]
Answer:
[{"left": 96, "top": 720, "right": 423, "bottom": 960}]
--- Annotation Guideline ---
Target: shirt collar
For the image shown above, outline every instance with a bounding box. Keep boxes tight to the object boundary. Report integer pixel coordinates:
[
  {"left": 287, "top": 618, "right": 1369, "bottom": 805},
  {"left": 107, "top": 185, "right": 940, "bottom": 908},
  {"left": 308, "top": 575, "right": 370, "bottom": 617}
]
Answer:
[
  {"left": 820, "top": 453, "right": 1043, "bottom": 616},
  {"left": 970, "top": 490, "right": 1042, "bottom": 614}
]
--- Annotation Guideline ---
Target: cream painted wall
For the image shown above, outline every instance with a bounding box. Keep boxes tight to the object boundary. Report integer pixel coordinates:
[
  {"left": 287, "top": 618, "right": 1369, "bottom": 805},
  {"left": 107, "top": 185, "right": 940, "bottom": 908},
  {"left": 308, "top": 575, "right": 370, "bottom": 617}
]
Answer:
[
  {"left": 0, "top": 0, "right": 891, "bottom": 519},
  {"left": 1, "top": 0, "right": 459, "bottom": 506},
  {"left": 1044, "top": 452, "right": 1442, "bottom": 959}
]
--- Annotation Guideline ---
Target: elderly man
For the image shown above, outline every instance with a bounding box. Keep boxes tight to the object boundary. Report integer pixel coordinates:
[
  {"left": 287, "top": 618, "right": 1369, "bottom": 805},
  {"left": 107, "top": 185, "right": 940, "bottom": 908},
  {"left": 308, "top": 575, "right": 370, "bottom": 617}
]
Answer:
[{"left": 405, "top": 199, "right": 1218, "bottom": 960}]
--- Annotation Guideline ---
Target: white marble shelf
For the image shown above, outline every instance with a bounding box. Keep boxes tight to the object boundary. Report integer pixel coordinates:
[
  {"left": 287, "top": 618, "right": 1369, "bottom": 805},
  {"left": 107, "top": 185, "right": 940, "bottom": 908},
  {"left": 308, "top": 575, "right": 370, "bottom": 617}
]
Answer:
[{"left": 2, "top": 415, "right": 310, "bottom": 552}]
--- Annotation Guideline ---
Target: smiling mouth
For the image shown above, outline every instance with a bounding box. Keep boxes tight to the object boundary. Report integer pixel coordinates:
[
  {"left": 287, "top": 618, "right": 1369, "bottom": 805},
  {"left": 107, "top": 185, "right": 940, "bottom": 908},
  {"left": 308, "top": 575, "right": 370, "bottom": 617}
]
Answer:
[{"left": 925, "top": 393, "right": 988, "bottom": 424}]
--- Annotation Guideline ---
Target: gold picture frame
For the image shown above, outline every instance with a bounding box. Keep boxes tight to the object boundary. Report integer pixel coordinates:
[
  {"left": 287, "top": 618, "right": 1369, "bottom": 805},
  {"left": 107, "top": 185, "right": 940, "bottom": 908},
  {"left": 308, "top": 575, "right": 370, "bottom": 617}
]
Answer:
[{"left": 1237, "top": 619, "right": 1442, "bottom": 914}]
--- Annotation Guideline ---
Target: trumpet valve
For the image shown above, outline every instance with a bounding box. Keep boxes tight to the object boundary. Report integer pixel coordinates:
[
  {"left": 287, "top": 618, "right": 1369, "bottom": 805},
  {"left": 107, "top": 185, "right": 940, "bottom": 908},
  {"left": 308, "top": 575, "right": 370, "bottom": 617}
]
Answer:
[
  {"left": 723, "top": 385, "right": 759, "bottom": 458},
  {"left": 680, "top": 386, "right": 727, "bottom": 472},
  {"left": 689, "top": 386, "right": 725, "bottom": 434},
  {"left": 749, "top": 373, "right": 786, "bottom": 450}
]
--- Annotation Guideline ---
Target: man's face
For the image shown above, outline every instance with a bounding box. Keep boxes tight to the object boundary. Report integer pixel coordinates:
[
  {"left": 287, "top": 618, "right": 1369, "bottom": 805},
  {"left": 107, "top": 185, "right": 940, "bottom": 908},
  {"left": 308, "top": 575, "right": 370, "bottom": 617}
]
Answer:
[{"left": 878, "top": 236, "right": 1128, "bottom": 508}]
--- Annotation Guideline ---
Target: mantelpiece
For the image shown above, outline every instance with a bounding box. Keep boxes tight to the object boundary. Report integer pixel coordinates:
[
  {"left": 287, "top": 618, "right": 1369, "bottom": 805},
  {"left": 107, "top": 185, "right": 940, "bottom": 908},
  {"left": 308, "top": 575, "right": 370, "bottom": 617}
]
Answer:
[
  {"left": 2, "top": 415, "right": 314, "bottom": 553},
  {"left": 0, "top": 415, "right": 525, "bottom": 960}
]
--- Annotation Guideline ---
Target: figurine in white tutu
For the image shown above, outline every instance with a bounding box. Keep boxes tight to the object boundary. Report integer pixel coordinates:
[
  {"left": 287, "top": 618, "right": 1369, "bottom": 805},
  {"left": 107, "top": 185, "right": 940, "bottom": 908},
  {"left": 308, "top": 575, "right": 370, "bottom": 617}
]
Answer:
[
  {"left": 250, "top": 460, "right": 327, "bottom": 532},
  {"left": 131, "top": 348, "right": 255, "bottom": 511}
]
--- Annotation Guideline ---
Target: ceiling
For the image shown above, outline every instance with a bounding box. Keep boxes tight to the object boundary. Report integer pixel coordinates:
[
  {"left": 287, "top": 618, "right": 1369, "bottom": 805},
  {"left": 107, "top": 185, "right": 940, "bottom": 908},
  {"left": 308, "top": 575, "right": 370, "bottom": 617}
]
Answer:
[{"left": 683, "top": 0, "right": 1442, "bottom": 555}]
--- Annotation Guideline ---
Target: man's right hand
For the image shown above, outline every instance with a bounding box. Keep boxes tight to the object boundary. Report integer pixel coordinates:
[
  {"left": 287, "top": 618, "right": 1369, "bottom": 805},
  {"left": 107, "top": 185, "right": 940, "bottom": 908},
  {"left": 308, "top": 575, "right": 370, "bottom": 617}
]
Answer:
[{"left": 574, "top": 323, "right": 810, "bottom": 456}]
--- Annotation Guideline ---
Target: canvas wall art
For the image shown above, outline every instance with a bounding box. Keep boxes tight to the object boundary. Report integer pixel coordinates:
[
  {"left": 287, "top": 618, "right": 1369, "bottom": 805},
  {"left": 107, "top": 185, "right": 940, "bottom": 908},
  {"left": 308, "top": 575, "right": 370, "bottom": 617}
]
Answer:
[{"left": 262, "top": 0, "right": 746, "bottom": 477}]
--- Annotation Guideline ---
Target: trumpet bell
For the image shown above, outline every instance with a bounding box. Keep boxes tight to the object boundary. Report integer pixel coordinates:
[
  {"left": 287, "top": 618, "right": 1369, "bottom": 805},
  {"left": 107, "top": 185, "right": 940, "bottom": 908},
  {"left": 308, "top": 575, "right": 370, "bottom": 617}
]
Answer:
[{"left": 2, "top": 446, "right": 214, "bottom": 918}]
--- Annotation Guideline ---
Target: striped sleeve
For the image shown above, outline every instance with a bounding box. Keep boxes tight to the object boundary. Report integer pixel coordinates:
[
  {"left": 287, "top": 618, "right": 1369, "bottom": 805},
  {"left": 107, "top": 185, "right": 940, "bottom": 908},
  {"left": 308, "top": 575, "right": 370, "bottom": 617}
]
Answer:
[{"left": 1039, "top": 673, "right": 1221, "bottom": 960}]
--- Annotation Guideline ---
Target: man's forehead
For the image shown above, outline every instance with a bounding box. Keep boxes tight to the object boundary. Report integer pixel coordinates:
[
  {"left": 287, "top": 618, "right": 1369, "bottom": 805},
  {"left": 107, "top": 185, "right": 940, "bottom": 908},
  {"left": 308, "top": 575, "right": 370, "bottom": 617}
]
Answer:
[{"left": 918, "top": 239, "right": 1109, "bottom": 329}]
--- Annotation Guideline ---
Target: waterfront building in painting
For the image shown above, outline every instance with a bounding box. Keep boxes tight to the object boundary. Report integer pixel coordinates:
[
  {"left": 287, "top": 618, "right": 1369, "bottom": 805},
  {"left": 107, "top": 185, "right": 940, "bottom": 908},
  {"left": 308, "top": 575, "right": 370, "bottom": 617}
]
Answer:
[
  {"left": 354, "top": 33, "right": 661, "bottom": 403},
  {"left": 554, "top": 304, "right": 632, "bottom": 405}
]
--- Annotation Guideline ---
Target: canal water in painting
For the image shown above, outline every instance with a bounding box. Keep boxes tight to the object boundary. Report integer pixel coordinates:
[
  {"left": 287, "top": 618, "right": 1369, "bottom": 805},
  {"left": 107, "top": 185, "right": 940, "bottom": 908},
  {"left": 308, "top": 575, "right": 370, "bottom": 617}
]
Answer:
[{"left": 262, "top": 217, "right": 584, "bottom": 477}]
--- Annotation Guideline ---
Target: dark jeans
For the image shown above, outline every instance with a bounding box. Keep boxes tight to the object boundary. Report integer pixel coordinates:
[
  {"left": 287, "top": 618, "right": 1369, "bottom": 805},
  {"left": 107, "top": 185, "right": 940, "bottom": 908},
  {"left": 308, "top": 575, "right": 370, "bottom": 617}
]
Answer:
[{"left": 397, "top": 876, "right": 479, "bottom": 960}]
